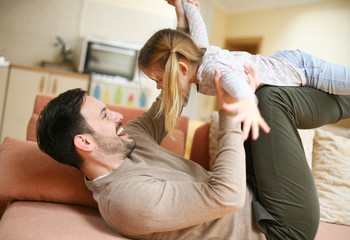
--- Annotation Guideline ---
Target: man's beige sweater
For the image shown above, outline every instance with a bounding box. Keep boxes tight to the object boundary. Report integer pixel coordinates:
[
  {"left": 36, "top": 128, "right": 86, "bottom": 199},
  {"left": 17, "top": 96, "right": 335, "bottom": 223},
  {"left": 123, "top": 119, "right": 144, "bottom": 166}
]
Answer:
[{"left": 85, "top": 96, "right": 265, "bottom": 240}]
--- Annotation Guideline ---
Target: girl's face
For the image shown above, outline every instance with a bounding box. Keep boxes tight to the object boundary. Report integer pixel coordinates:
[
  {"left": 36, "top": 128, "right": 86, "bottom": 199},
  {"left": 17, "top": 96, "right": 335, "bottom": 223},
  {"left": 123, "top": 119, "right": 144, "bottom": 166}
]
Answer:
[
  {"left": 143, "top": 63, "right": 165, "bottom": 90},
  {"left": 143, "top": 62, "right": 191, "bottom": 98},
  {"left": 178, "top": 74, "right": 190, "bottom": 98}
]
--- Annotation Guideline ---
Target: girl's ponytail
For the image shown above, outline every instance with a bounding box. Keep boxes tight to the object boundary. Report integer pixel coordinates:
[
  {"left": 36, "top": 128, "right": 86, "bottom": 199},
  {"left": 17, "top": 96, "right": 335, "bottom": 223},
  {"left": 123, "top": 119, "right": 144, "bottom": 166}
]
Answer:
[{"left": 160, "top": 49, "right": 183, "bottom": 136}]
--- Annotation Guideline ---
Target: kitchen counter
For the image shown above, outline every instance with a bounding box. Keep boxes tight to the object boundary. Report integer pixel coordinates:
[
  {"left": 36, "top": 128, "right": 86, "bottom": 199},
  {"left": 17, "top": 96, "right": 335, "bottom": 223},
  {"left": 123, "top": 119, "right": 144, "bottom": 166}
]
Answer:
[{"left": 10, "top": 63, "right": 90, "bottom": 80}]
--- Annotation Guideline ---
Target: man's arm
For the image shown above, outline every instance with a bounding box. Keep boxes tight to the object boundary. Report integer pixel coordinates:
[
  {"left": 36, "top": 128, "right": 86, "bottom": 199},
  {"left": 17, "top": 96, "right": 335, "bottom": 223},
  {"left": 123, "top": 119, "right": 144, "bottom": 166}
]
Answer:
[
  {"left": 124, "top": 92, "right": 168, "bottom": 144},
  {"left": 109, "top": 71, "right": 247, "bottom": 236},
  {"left": 165, "top": 0, "right": 189, "bottom": 32},
  {"left": 166, "top": 0, "right": 208, "bottom": 47}
]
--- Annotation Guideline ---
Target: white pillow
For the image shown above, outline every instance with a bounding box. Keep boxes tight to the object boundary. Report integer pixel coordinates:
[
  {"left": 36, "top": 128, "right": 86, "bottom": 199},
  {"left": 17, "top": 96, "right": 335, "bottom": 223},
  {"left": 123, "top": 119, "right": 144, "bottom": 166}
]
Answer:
[
  {"left": 297, "top": 129, "right": 315, "bottom": 169},
  {"left": 312, "top": 129, "right": 350, "bottom": 225}
]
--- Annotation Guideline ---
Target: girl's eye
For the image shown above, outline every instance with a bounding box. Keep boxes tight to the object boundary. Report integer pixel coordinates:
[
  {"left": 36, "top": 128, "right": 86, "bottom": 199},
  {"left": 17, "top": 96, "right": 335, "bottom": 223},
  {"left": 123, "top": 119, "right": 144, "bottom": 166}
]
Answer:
[{"left": 103, "top": 112, "right": 108, "bottom": 119}]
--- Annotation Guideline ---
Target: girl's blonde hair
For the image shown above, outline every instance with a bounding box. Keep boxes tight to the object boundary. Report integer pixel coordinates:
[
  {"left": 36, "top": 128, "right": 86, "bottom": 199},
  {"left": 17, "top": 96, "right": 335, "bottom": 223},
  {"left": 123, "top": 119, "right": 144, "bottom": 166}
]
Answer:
[{"left": 138, "top": 28, "right": 204, "bottom": 135}]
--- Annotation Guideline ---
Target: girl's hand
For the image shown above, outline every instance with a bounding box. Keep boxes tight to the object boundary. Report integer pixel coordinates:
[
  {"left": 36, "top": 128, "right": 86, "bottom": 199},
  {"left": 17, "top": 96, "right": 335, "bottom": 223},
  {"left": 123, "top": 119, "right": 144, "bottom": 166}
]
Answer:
[
  {"left": 214, "top": 67, "right": 270, "bottom": 140},
  {"left": 223, "top": 98, "right": 270, "bottom": 141}
]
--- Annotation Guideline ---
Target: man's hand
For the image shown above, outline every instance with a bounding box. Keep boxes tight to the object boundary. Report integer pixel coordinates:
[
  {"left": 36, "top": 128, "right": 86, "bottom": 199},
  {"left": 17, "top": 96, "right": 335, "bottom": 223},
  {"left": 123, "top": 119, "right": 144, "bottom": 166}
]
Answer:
[
  {"left": 187, "top": 0, "right": 200, "bottom": 11},
  {"left": 244, "top": 63, "right": 261, "bottom": 91},
  {"left": 165, "top": 0, "right": 187, "bottom": 28},
  {"left": 166, "top": 0, "right": 200, "bottom": 10},
  {"left": 213, "top": 68, "right": 270, "bottom": 141},
  {"left": 213, "top": 69, "right": 236, "bottom": 107}
]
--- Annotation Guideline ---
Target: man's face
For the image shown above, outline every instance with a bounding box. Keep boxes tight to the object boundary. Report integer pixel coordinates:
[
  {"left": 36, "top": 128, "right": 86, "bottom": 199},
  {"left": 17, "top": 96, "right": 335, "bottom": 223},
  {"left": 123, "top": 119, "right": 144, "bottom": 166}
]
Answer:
[{"left": 80, "top": 96, "right": 136, "bottom": 156}]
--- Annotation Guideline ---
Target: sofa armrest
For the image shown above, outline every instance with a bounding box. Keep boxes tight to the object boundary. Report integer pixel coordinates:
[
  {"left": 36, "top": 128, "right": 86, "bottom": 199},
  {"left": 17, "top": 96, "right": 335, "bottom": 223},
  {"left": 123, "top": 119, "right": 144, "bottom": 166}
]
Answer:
[{"left": 189, "top": 122, "right": 210, "bottom": 170}]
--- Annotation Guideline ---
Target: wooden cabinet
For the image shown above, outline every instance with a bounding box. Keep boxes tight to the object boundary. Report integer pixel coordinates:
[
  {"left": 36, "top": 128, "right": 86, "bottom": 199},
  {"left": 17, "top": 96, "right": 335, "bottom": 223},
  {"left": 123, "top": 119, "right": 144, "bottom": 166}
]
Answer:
[{"left": 0, "top": 64, "right": 90, "bottom": 142}]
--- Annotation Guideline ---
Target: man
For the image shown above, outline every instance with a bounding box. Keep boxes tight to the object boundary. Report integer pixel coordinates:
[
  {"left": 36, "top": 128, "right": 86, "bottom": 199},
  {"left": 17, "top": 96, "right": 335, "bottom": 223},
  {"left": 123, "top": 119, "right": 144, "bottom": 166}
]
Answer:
[
  {"left": 37, "top": 72, "right": 265, "bottom": 239},
  {"left": 37, "top": 69, "right": 350, "bottom": 240}
]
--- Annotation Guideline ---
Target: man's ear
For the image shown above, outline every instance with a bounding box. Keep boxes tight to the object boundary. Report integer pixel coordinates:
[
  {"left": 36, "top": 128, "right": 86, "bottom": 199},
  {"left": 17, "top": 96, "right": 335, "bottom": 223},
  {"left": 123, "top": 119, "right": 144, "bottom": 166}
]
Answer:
[
  {"left": 179, "top": 61, "right": 189, "bottom": 76},
  {"left": 74, "top": 134, "right": 95, "bottom": 152}
]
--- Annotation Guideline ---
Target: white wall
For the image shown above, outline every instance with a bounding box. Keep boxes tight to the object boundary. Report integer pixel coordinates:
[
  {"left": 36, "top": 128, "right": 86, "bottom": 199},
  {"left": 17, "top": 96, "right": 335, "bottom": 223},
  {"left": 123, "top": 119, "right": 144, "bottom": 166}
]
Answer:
[
  {"left": 80, "top": 0, "right": 177, "bottom": 45},
  {"left": 2, "top": 0, "right": 348, "bottom": 121},
  {"left": 227, "top": 0, "right": 350, "bottom": 65},
  {"left": 0, "top": 0, "right": 83, "bottom": 66},
  {"left": 193, "top": 0, "right": 350, "bottom": 122},
  {"left": 0, "top": 0, "right": 177, "bottom": 67}
]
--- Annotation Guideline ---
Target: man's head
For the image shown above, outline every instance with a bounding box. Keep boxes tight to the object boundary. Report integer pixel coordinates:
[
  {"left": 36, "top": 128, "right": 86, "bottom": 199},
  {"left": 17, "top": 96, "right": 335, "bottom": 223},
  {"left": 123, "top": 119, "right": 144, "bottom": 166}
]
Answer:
[{"left": 37, "top": 88, "right": 136, "bottom": 170}]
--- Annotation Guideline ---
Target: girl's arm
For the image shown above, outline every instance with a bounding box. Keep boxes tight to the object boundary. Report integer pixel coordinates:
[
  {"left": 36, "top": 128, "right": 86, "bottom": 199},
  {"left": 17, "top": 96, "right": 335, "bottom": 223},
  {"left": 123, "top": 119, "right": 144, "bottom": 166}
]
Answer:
[
  {"left": 215, "top": 65, "right": 270, "bottom": 140},
  {"left": 181, "top": 0, "right": 209, "bottom": 48}
]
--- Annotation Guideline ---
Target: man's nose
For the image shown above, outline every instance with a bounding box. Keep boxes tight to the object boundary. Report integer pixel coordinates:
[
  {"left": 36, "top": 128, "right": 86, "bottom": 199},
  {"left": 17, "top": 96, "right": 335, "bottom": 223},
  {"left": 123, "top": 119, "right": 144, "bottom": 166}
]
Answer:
[{"left": 113, "top": 111, "right": 123, "bottom": 123}]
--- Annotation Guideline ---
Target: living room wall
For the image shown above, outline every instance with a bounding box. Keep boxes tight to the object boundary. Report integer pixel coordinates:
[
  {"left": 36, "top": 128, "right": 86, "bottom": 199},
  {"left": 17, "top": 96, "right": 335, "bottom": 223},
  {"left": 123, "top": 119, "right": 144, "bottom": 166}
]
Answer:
[
  {"left": 0, "top": 0, "right": 216, "bottom": 68},
  {"left": 225, "top": 0, "right": 350, "bottom": 65},
  {"left": 205, "top": 0, "right": 350, "bottom": 126},
  {"left": 0, "top": 0, "right": 177, "bottom": 67}
]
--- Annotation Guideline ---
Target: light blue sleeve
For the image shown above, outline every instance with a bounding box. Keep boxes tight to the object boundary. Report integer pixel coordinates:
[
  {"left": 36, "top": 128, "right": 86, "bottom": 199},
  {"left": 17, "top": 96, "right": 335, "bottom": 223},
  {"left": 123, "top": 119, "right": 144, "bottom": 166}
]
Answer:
[
  {"left": 182, "top": 0, "right": 209, "bottom": 48},
  {"left": 203, "top": 62, "right": 257, "bottom": 101}
]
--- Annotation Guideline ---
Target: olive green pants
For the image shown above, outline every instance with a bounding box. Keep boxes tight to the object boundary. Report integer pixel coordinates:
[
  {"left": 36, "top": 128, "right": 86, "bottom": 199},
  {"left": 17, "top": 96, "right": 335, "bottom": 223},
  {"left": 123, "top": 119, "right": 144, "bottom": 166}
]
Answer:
[{"left": 245, "top": 86, "right": 350, "bottom": 240}]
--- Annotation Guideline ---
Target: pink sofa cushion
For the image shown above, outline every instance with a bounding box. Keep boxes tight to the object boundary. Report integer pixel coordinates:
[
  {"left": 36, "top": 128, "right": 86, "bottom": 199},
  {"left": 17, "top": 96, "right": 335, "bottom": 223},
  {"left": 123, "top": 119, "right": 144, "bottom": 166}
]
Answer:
[
  {"left": 190, "top": 122, "right": 210, "bottom": 170},
  {"left": 0, "top": 201, "right": 130, "bottom": 240},
  {"left": 315, "top": 222, "right": 350, "bottom": 240},
  {"left": 0, "top": 137, "right": 97, "bottom": 211},
  {"left": 0, "top": 131, "right": 186, "bottom": 212}
]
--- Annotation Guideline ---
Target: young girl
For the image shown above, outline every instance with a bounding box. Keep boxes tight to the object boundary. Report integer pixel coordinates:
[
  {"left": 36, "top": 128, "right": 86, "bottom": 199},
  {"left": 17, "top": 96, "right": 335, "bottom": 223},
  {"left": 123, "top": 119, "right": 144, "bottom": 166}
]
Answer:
[{"left": 138, "top": 0, "right": 350, "bottom": 140}]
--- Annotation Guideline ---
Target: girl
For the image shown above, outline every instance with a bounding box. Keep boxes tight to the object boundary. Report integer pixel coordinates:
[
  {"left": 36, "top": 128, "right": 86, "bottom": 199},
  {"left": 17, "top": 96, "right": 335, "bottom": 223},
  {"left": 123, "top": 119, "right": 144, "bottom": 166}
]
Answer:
[{"left": 138, "top": 0, "right": 350, "bottom": 140}]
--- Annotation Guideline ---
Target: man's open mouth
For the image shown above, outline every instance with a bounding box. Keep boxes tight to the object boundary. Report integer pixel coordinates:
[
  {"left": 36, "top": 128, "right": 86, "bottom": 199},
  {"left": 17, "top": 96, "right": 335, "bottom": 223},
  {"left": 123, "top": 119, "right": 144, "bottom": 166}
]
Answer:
[{"left": 117, "top": 127, "right": 124, "bottom": 136}]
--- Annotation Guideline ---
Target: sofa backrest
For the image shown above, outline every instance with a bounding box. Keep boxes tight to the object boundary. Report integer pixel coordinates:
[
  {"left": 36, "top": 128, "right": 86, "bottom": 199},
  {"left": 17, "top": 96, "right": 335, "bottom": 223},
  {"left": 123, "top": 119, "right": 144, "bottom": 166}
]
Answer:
[
  {"left": 189, "top": 122, "right": 210, "bottom": 170},
  {"left": 0, "top": 94, "right": 191, "bottom": 213},
  {"left": 26, "top": 94, "right": 189, "bottom": 157}
]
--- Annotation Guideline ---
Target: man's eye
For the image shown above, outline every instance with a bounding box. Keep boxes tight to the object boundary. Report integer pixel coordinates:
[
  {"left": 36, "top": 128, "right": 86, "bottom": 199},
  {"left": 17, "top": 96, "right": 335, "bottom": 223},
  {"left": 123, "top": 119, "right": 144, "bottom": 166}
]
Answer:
[{"left": 152, "top": 78, "right": 161, "bottom": 83}]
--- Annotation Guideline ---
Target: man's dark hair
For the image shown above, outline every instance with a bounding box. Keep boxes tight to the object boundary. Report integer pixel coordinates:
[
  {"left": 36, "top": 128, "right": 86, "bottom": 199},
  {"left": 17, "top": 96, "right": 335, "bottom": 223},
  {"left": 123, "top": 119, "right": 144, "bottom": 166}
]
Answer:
[{"left": 37, "top": 88, "right": 93, "bottom": 169}]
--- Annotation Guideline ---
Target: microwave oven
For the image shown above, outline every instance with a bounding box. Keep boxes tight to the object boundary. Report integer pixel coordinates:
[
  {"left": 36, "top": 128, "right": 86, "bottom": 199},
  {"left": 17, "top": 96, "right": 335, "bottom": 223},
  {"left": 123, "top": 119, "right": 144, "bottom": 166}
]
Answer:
[{"left": 77, "top": 36, "right": 141, "bottom": 80}]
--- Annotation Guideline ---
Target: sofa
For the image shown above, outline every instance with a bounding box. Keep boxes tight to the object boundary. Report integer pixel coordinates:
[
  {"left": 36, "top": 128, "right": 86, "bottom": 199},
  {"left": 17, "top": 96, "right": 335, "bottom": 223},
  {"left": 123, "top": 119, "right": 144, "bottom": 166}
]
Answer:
[{"left": 0, "top": 94, "right": 349, "bottom": 239}]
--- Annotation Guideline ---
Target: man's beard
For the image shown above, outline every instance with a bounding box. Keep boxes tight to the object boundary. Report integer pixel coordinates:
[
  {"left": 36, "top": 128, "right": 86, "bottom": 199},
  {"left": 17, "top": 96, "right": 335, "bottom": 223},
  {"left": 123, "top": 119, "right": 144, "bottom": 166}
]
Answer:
[{"left": 91, "top": 132, "right": 136, "bottom": 156}]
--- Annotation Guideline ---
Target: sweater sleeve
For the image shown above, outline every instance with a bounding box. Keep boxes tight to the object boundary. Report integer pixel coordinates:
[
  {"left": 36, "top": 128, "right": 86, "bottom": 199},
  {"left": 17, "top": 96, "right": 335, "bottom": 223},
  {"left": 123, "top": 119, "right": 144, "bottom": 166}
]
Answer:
[
  {"left": 125, "top": 91, "right": 188, "bottom": 145},
  {"left": 182, "top": 0, "right": 209, "bottom": 48},
  {"left": 108, "top": 111, "right": 247, "bottom": 236},
  {"left": 124, "top": 92, "right": 167, "bottom": 145}
]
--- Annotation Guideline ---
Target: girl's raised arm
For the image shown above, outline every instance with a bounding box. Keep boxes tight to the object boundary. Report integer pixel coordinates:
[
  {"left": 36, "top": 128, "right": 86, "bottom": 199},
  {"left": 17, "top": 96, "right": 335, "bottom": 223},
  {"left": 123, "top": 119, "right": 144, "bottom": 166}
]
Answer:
[{"left": 181, "top": 0, "right": 209, "bottom": 48}]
